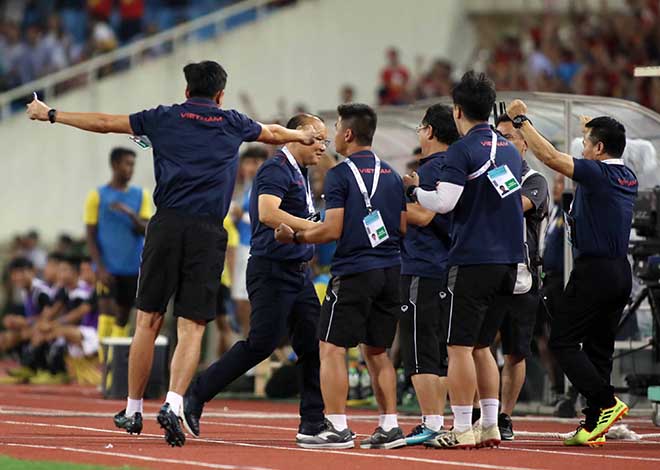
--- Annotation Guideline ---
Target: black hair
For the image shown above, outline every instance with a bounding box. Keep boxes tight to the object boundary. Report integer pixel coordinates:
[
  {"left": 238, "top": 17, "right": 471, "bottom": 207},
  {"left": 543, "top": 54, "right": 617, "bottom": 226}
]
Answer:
[
  {"left": 47, "top": 252, "right": 66, "bottom": 263},
  {"left": 110, "top": 147, "right": 136, "bottom": 166},
  {"left": 584, "top": 116, "right": 626, "bottom": 158},
  {"left": 240, "top": 146, "right": 269, "bottom": 161},
  {"left": 422, "top": 104, "right": 460, "bottom": 145},
  {"left": 183, "top": 61, "right": 227, "bottom": 99},
  {"left": 336, "top": 103, "right": 377, "bottom": 146},
  {"left": 286, "top": 113, "right": 324, "bottom": 130},
  {"left": 61, "top": 255, "right": 81, "bottom": 271},
  {"left": 26, "top": 230, "right": 39, "bottom": 240},
  {"left": 451, "top": 71, "right": 496, "bottom": 122},
  {"left": 412, "top": 146, "right": 422, "bottom": 155},
  {"left": 8, "top": 257, "right": 34, "bottom": 271}
]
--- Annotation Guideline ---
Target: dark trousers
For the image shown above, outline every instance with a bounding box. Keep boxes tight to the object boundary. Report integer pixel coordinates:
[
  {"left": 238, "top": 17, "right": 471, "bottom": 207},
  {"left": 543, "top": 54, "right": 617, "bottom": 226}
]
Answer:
[
  {"left": 192, "top": 256, "right": 324, "bottom": 425},
  {"left": 549, "top": 257, "right": 631, "bottom": 410}
]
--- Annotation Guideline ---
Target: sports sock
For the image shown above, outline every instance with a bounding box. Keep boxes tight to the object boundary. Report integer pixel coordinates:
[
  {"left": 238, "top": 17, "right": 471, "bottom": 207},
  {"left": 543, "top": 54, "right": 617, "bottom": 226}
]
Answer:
[
  {"left": 479, "top": 399, "right": 500, "bottom": 428},
  {"left": 451, "top": 405, "right": 473, "bottom": 433},
  {"left": 165, "top": 391, "right": 184, "bottom": 416},
  {"left": 126, "top": 398, "right": 143, "bottom": 417},
  {"left": 326, "top": 414, "right": 348, "bottom": 432},
  {"left": 379, "top": 414, "right": 398, "bottom": 432},
  {"left": 424, "top": 415, "right": 444, "bottom": 432}
]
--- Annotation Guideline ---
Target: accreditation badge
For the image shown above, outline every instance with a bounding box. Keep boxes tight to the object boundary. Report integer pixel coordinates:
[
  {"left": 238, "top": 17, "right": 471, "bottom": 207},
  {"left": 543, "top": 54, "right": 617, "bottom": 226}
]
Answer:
[
  {"left": 363, "top": 210, "right": 389, "bottom": 248},
  {"left": 487, "top": 164, "right": 521, "bottom": 198}
]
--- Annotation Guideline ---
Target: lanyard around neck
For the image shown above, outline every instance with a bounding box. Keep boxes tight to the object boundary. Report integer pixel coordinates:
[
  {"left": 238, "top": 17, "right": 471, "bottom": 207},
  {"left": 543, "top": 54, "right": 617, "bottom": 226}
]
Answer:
[
  {"left": 467, "top": 131, "right": 498, "bottom": 181},
  {"left": 344, "top": 154, "right": 381, "bottom": 212},
  {"left": 282, "top": 146, "right": 315, "bottom": 214}
]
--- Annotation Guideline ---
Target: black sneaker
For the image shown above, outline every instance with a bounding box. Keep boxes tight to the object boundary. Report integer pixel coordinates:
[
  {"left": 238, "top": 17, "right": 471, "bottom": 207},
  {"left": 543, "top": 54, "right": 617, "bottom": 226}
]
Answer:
[
  {"left": 157, "top": 403, "right": 186, "bottom": 447},
  {"left": 498, "top": 413, "right": 514, "bottom": 441},
  {"left": 183, "top": 391, "right": 203, "bottom": 438},
  {"left": 360, "top": 426, "right": 406, "bottom": 449},
  {"left": 296, "top": 419, "right": 355, "bottom": 449},
  {"left": 113, "top": 409, "right": 143, "bottom": 435}
]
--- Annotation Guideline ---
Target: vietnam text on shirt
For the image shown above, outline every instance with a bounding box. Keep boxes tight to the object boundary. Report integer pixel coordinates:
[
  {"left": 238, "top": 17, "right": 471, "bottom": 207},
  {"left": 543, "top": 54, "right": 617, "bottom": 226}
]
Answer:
[
  {"left": 568, "top": 158, "right": 638, "bottom": 259},
  {"left": 324, "top": 150, "right": 405, "bottom": 276},
  {"left": 249, "top": 150, "right": 315, "bottom": 262},
  {"left": 129, "top": 98, "right": 262, "bottom": 219},
  {"left": 439, "top": 123, "right": 524, "bottom": 266},
  {"left": 401, "top": 152, "right": 451, "bottom": 279}
]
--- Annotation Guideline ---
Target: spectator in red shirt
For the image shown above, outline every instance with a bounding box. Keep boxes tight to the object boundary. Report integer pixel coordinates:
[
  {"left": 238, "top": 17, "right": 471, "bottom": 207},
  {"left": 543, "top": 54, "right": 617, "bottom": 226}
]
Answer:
[{"left": 378, "top": 47, "right": 410, "bottom": 105}]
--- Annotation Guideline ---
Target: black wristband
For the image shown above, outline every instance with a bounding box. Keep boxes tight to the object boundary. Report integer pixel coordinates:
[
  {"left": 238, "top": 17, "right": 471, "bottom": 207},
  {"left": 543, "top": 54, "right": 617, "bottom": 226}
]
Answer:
[
  {"left": 48, "top": 108, "right": 57, "bottom": 124},
  {"left": 512, "top": 114, "right": 529, "bottom": 129},
  {"left": 406, "top": 185, "right": 418, "bottom": 202}
]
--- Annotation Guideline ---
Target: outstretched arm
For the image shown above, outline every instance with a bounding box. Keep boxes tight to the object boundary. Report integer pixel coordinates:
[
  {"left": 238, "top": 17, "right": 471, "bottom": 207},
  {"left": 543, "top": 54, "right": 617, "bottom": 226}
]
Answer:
[
  {"left": 256, "top": 123, "right": 318, "bottom": 146},
  {"left": 27, "top": 94, "right": 133, "bottom": 134},
  {"left": 507, "top": 99, "right": 575, "bottom": 178},
  {"left": 275, "top": 208, "right": 344, "bottom": 245}
]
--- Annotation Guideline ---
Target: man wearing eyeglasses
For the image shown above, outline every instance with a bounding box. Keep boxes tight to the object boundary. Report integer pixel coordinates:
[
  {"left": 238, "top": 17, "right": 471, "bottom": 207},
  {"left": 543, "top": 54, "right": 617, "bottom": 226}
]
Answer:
[
  {"left": 400, "top": 104, "right": 459, "bottom": 446},
  {"left": 184, "top": 114, "right": 329, "bottom": 444}
]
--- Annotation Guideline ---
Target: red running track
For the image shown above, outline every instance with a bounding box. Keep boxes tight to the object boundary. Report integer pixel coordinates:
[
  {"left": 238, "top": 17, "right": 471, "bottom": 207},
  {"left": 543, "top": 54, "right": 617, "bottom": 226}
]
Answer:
[{"left": 0, "top": 384, "right": 659, "bottom": 470}]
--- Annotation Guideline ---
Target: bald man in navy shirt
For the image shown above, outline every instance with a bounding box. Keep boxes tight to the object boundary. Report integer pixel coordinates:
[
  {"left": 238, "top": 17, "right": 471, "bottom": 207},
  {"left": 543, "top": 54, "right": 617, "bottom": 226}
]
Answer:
[
  {"left": 507, "top": 100, "right": 637, "bottom": 447},
  {"left": 27, "top": 60, "right": 319, "bottom": 447}
]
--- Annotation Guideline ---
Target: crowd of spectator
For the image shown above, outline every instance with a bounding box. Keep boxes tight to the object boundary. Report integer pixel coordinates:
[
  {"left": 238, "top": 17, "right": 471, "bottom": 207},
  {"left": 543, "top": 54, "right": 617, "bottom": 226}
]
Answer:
[
  {"left": 0, "top": 0, "right": 296, "bottom": 92},
  {"left": 376, "top": 0, "right": 660, "bottom": 113}
]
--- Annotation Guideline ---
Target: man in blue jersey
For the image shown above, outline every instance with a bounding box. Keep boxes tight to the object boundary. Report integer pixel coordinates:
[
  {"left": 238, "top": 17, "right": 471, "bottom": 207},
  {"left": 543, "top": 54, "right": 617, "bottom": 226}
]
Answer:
[
  {"left": 405, "top": 72, "right": 524, "bottom": 449},
  {"left": 400, "top": 104, "right": 459, "bottom": 446},
  {"left": 184, "top": 113, "right": 328, "bottom": 444},
  {"left": 506, "top": 99, "right": 637, "bottom": 446},
  {"left": 26, "top": 60, "right": 319, "bottom": 447},
  {"left": 84, "top": 147, "right": 152, "bottom": 354},
  {"left": 277, "top": 104, "right": 408, "bottom": 450}
]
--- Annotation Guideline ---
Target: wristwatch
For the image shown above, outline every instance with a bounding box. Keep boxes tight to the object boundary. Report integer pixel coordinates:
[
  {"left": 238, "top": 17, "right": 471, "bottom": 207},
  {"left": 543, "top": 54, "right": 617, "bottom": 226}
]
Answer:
[
  {"left": 48, "top": 108, "right": 57, "bottom": 124},
  {"left": 406, "top": 185, "right": 419, "bottom": 202},
  {"left": 512, "top": 114, "right": 529, "bottom": 129}
]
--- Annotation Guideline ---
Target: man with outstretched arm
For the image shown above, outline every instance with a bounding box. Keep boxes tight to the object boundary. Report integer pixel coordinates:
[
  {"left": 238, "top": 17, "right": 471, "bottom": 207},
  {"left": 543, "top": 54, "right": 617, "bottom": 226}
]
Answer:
[
  {"left": 26, "top": 60, "right": 318, "bottom": 447},
  {"left": 505, "top": 99, "right": 636, "bottom": 447}
]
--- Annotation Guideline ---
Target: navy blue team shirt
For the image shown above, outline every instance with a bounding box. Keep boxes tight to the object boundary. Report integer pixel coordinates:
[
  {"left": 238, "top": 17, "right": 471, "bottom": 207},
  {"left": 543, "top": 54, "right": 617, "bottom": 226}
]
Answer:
[
  {"left": 324, "top": 150, "right": 406, "bottom": 276},
  {"left": 249, "top": 150, "right": 315, "bottom": 262},
  {"left": 439, "top": 123, "right": 524, "bottom": 266},
  {"left": 401, "top": 152, "right": 451, "bottom": 279},
  {"left": 569, "top": 158, "right": 637, "bottom": 259},
  {"left": 129, "top": 97, "right": 262, "bottom": 219}
]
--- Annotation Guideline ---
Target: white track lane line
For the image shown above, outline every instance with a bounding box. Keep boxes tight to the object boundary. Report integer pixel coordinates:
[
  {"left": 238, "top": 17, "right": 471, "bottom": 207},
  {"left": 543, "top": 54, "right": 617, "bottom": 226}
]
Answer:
[
  {"left": 0, "top": 419, "right": 542, "bottom": 470},
  {"left": 0, "top": 442, "right": 275, "bottom": 470}
]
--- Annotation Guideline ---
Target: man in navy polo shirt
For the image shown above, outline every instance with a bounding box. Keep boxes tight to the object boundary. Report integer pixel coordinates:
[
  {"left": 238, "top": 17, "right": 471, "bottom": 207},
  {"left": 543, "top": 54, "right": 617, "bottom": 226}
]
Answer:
[
  {"left": 507, "top": 99, "right": 637, "bottom": 447},
  {"left": 26, "top": 60, "right": 318, "bottom": 447},
  {"left": 405, "top": 72, "right": 524, "bottom": 449},
  {"left": 399, "top": 104, "right": 459, "bottom": 446},
  {"left": 276, "top": 104, "right": 407, "bottom": 450},
  {"left": 183, "top": 113, "right": 328, "bottom": 444}
]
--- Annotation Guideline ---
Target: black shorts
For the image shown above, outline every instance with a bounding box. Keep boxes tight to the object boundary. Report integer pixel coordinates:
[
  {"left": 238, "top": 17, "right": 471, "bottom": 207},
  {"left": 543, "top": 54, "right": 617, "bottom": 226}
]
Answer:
[
  {"left": 319, "top": 266, "right": 400, "bottom": 349},
  {"left": 486, "top": 282, "right": 540, "bottom": 358},
  {"left": 399, "top": 275, "right": 449, "bottom": 378},
  {"left": 136, "top": 208, "right": 227, "bottom": 322},
  {"left": 446, "top": 264, "right": 517, "bottom": 347},
  {"left": 96, "top": 275, "right": 138, "bottom": 309},
  {"left": 216, "top": 284, "right": 231, "bottom": 317}
]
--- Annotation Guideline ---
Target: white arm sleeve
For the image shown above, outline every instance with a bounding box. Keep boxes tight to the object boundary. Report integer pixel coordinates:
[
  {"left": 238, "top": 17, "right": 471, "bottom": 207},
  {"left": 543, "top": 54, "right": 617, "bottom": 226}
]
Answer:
[{"left": 415, "top": 182, "right": 464, "bottom": 214}]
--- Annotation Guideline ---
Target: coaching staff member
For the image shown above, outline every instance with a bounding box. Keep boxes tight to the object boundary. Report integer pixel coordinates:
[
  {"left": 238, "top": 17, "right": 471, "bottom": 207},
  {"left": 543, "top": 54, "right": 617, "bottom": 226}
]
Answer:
[
  {"left": 405, "top": 72, "right": 524, "bottom": 449},
  {"left": 506, "top": 100, "right": 637, "bottom": 446},
  {"left": 26, "top": 60, "right": 318, "bottom": 447},
  {"left": 184, "top": 114, "right": 328, "bottom": 444},
  {"left": 277, "top": 104, "right": 407, "bottom": 450},
  {"left": 400, "top": 104, "right": 459, "bottom": 446}
]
